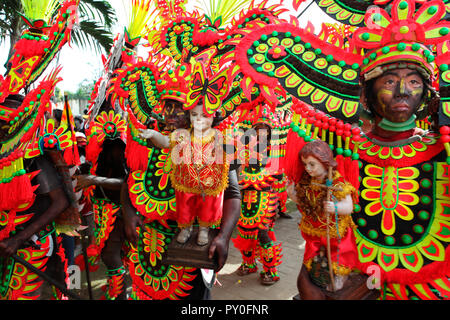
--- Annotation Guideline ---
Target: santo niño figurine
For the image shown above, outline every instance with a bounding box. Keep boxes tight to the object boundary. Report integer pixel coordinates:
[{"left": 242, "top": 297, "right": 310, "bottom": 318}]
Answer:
[
  {"left": 138, "top": 103, "right": 228, "bottom": 246},
  {"left": 289, "top": 139, "right": 359, "bottom": 297},
  {"left": 138, "top": 61, "right": 231, "bottom": 247}
]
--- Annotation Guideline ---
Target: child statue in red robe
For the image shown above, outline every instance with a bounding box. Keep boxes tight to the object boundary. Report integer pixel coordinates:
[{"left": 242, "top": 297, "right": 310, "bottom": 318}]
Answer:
[{"left": 288, "top": 139, "right": 359, "bottom": 296}]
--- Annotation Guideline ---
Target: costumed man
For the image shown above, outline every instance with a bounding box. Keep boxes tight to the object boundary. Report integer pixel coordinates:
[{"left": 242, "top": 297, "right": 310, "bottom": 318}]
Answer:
[
  {"left": 349, "top": 0, "right": 450, "bottom": 299},
  {"left": 119, "top": 60, "right": 242, "bottom": 300},
  {"left": 233, "top": 105, "right": 283, "bottom": 285},
  {"left": 226, "top": 0, "right": 450, "bottom": 300},
  {"left": 74, "top": 31, "right": 138, "bottom": 299},
  {"left": 0, "top": 0, "right": 81, "bottom": 300}
]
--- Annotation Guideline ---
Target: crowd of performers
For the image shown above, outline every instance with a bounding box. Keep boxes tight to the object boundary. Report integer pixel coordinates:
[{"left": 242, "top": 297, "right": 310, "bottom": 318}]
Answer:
[{"left": 1, "top": 0, "right": 450, "bottom": 301}]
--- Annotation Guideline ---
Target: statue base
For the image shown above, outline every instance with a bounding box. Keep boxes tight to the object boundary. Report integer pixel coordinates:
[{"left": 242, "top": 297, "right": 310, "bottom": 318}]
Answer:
[
  {"left": 163, "top": 226, "right": 219, "bottom": 270},
  {"left": 323, "top": 273, "right": 380, "bottom": 300}
]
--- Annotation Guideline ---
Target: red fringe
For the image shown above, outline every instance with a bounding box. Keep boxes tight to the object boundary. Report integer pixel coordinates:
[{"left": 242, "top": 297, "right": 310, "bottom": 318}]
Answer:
[
  {"left": 232, "top": 235, "right": 258, "bottom": 252},
  {"left": 0, "top": 210, "right": 16, "bottom": 241},
  {"left": 282, "top": 129, "right": 306, "bottom": 184},
  {"left": 125, "top": 135, "right": 150, "bottom": 172},
  {"left": 63, "top": 144, "right": 80, "bottom": 166},
  {"left": 86, "top": 136, "right": 102, "bottom": 165},
  {"left": 348, "top": 159, "right": 360, "bottom": 191},
  {"left": 0, "top": 174, "right": 35, "bottom": 211}
]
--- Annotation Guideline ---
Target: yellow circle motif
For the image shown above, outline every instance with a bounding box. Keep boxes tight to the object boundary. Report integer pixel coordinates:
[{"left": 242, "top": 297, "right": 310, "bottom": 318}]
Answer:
[
  {"left": 291, "top": 44, "right": 305, "bottom": 55},
  {"left": 268, "top": 37, "right": 280, "bottom": 47},
  {"left": 281, "top": 38, "right": 294, "bottom": 49},
  {"left": 256, "top": 43, "right": 268, "bottom": 54},
  {"left": 442, "top": 70, "right": 450, "bottom": 84},
  {"left": 342, "top": 69, "right": 358, "bottom": 80},
  {"left": 253, "top": 53, "right": 266, "bottom": 64},
  {"left": 314, "top": 58, "right": 328, "bottom": 70},
  {"left": 302, "top": 51, "right": 316, "bottom": 62},
  {"left": 262, "top": 62, "right": 275, "bottom": 72},
  {"left": 328, "top": 65, "right": 342, "bottom": 76}
]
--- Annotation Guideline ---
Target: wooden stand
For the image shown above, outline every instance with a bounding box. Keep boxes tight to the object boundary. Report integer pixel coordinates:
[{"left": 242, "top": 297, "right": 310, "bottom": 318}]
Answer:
[
  {"left": 162, "top": 226, "right": 219, "bottom": 270},
  {"left": 323, "top": 273, "right": 380, "bottom": 300}
]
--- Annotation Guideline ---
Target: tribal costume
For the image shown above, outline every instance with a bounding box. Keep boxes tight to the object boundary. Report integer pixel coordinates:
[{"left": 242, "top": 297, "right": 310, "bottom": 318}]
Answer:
[
  {"left": 80, "top": 29, "right": 135, "bottom": 300},
  {"left": 224, "top": 0, "right": 450, "bottom": 300},
  {"left": 109, "top": 0, "right": 289, "bottom": 299},
  {"left": 0, "top": 0, "right": 80, "bottom": 299},
  {"left": 232, "top": 105, "right": 284, "bottom": 284}
]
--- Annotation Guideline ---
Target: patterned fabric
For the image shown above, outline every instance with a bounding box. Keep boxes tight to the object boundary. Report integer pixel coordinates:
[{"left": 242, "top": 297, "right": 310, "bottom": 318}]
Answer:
[
  {"left": 127, "top": 219, "right": 199, "bottom": 300},
  {"left": 354, "top": 132, "right": 450, "bottom": 299},
  {"left": 0, "top": 231, "right": 68, "bottom": 300}
]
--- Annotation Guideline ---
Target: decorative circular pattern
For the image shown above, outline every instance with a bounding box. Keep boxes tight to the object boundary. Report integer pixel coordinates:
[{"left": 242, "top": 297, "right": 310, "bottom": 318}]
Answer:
[
  {"left": 328, "top": 65, "right": 343, "bottom": 76},
  {"left": 314, "top": 58, "right": 328, "bottom": 70}
]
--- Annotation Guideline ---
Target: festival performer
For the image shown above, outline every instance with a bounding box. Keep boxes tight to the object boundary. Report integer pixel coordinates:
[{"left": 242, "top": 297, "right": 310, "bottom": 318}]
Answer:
[
  {"left": 0, "top": 0, "right": 80, "bottom": 299},
  {"left": 112, "top": 0, "right": 288, "bottom": 299},
  {"left": 74, "top": 29, "right": 143, "bottom": 299},
  {"left": 118, "top": 63, "right": 241, "bottom": 300},
  {"left": 292, "top": 139, "right": 358, "bottom": 296},
  {"left": 233, "top": 106, "right": 283, "bottom": 285},
  {"left": 225, "top": 0, "right": 450, "bottom": 300}
]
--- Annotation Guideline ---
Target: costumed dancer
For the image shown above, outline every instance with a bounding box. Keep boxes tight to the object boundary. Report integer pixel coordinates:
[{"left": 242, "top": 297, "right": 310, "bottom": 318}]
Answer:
[
  {"left": 350, "top": 0, "right": 450, "bottom": 299},
  {"left": 117, "top": 58, "right": 241, "bottom": 299},
  {"left": 74, "top": 22, "right": 142, "bottom": 299},
  {"left": 225, "top": 0, "right": 450, "bottom": 300},
  {"left": 290, "top": 139, "right": 358, "bottom": 297},
  {"left": 0, "top": 0, "right": 81, "bottom": 299},
  {"left": 233, "top": 105, "right": 283, "bottom": 285},
  {"left": 116, "top": 0, "right": 289, "bottom": 300}
]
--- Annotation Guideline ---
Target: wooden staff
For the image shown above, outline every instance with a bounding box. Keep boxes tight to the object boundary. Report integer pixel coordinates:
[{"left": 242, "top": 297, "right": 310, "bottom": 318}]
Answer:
[{"left": 326, "top": 166, "right": 336, "bottom": 292}]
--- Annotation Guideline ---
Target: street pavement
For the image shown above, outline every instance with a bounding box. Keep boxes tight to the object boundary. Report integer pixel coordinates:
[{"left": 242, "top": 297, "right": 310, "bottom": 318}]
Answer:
[{"left": 211, "top": 208, "right": 304, "bottom": 300}]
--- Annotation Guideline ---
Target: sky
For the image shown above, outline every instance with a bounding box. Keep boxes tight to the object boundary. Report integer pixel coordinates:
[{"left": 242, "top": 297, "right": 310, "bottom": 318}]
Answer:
[{"left": 0, "top": 0, "right": 336, "bottom": 93}]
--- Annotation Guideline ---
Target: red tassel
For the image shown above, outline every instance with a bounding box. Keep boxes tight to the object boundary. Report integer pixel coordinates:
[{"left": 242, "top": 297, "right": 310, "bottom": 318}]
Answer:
[
  {"left": 125, "top": 136, "right": 150, "bottom": 172},
  {"left": 86, "top": 136, "right": 102, "bottom": 165},
  {"left": 0, "top": 175, "right": 34, "bottom": 211},
  {"left": 335, "top": 154, "right": 346, "bottom": 179},
  {"left": 0, "top": 210, "right": 16, "bottom": 241},
  {"left": 63, "top": 144, "right": 80, "bottom": 166},
  {"left": 349, "top": 159, "right": 360, "bottom": 190},
  {"left": 232, "top": 235, "right": 258, "bottom": 252},
  {"left": 282, "top": 129, "right": 306, "bottom": 184}
]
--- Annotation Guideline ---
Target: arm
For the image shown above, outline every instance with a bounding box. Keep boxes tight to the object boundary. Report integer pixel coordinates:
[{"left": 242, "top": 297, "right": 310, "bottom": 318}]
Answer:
[
  {"left": 0, "top": 187, "right": 69, "bottom": 257},
  {"left": 323, "top": 194, "right": 353, "bottom": 216},
  {"left": 120, "top": 178, "right": 143, "bottom": 246},
  {"left": 208, "top": 170, "right": 241, "bottom": 272},
  {"left": 74, "top": 175, "right": 124, "bottom": 192},
  {"left": 138, "top": 128, "right": 169, "bottom": 149},
  {"left": 285, "top": 181, "right": 299, "bottom": 205}
]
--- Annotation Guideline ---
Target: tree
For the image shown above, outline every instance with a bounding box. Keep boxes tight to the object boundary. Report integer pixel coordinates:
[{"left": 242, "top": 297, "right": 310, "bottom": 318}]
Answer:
[{"left": 0, "top": 0, "right": 117, "bottom": 59}]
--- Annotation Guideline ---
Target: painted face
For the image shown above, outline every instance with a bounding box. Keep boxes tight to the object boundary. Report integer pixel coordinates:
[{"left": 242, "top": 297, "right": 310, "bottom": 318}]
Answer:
[
  {"left": 301, "top": 155, "right": 327, "bottom": 181},
  {"left": 372, "top": 68, "right": 424, "bottom": 123},
  {"left": 163, "top": 99, "right": 189, "bottom": 131},
  {"left": 190, "top": 103, "right": 214, "bottom": 134}
]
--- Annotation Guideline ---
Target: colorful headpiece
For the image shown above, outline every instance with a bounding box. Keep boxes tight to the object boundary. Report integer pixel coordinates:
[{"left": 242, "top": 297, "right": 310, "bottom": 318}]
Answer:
[
  {"left": 0, "top": 0, "right": 79, "bottom": 103},
  {"left": 184, "top": 61, "right": 230, "bottom": 116},
  {"left": 353, "top": 0, "right": 450, "bottom": 81},
  {"left": 157, "top": 62, "right": 191, "bottom": 104}
]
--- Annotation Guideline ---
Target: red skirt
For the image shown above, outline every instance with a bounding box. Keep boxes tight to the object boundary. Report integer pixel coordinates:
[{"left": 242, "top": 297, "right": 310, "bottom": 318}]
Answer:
[{"left": 301, "top": 226, "right": 358, "bottom": 275}]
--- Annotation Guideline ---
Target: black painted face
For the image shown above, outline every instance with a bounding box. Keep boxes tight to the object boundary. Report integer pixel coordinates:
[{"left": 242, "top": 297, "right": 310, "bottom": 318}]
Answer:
[
  {"left": 162, "top": 99, "right": 189, "bottom": 131},
  {"left": 371, "top": 68, "right": 424, "bottom": 123}
]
